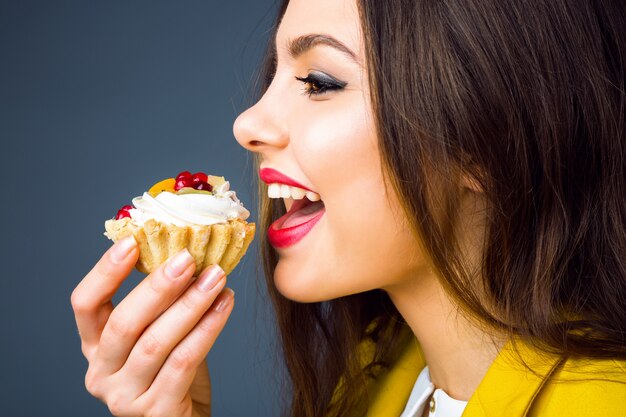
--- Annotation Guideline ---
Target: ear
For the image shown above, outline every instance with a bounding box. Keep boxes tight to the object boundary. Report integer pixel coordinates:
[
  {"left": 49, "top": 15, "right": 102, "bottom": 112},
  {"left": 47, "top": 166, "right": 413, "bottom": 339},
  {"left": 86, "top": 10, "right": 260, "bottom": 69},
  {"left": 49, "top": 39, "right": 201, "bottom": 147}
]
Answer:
[{"left": 460, "top": 172, "right": 483, "bottom": 193}]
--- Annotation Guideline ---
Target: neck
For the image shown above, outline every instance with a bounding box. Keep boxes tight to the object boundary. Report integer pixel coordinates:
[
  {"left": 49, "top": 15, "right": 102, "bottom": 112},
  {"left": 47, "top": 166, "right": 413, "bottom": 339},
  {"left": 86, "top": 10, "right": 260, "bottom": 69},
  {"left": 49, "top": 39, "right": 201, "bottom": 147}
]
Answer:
[{"left": 385, "top": 273, "right": 505, "bottom": 401}]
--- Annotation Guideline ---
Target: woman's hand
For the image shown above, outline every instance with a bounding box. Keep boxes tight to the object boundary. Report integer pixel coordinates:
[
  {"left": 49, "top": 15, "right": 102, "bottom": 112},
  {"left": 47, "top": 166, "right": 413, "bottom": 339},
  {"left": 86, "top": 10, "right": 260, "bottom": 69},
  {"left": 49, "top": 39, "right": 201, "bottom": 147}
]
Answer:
[{"left": 71, "top": 236, "right": 234, "bottom": 417}]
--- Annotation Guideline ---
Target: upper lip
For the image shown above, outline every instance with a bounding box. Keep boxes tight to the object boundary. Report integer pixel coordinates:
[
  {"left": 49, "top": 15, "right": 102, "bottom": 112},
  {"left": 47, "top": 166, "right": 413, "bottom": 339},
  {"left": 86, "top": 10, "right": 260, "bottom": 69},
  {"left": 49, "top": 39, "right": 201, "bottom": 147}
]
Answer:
[{"left": 259, "top": 168, "right": 314, "bottom": 192}]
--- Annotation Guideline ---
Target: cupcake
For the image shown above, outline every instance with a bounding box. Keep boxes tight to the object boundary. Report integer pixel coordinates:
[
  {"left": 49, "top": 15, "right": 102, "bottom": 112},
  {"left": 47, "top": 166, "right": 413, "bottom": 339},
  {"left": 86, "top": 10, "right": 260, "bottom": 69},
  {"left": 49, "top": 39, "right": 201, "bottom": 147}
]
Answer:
[{"left": 104, "top": 171, "right": 255, "bottom": 275}]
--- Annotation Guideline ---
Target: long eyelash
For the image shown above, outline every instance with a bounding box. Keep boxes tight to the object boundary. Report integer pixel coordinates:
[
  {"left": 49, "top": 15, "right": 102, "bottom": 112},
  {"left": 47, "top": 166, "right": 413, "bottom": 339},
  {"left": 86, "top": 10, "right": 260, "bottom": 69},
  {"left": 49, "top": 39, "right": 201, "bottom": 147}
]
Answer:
[{"left": 295, "top": 73, "right": 347, "bottom": 97}]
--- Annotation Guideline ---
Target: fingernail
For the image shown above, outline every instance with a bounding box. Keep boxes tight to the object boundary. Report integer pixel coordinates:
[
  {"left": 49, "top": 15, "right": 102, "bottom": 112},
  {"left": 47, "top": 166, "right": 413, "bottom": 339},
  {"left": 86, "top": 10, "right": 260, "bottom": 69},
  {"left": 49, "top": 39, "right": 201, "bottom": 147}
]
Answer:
[
  {"left": 111, "top": 236, "right": 137, "bottom": 264},
  {"left": 196, "top": 264, "right": 225, "bottom": 292},
  {"left": 164, "top": 249, "right": 193, "bottom": 279},
  {"left": 215, "top": 288, "right": 234, "bottom": 313}
]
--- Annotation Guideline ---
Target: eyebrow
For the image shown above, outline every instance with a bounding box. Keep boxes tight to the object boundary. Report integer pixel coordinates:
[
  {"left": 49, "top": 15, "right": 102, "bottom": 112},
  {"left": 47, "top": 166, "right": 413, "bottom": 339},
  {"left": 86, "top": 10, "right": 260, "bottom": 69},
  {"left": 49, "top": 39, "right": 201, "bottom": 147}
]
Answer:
[{"left": 287, "top": 34, "right": 358, "bottom": 63}]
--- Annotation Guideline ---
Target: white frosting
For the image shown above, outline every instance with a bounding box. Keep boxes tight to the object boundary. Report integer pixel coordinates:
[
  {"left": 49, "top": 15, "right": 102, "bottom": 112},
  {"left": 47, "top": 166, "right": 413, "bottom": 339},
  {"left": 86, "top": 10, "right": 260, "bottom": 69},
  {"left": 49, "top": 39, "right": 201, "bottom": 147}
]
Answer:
[{"left": 128, "top": 181, "right": 250, "bottom": 227}]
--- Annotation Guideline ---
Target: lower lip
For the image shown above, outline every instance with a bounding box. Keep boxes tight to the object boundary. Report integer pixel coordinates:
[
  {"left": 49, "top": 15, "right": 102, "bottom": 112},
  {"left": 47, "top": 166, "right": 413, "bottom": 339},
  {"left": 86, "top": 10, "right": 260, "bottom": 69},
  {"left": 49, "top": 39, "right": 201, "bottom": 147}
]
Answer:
[{"left": 267, "top": 205, "right": 325, "bottom": 249}]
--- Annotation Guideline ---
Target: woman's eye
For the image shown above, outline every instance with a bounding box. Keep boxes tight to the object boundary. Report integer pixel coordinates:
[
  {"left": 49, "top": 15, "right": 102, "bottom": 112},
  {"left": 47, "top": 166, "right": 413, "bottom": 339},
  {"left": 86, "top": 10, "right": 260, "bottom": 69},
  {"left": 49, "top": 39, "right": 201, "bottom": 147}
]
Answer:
[{"left": 295, "top": 72, "right": 347, "bottom": 97}]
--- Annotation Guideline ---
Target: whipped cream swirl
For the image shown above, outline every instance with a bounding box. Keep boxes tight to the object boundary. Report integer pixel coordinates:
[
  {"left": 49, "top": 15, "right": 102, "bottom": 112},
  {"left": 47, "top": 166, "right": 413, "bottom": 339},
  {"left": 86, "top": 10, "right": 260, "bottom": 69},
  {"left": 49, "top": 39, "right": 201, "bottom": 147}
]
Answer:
[{"left": 128, "top": 182, "right": 250, "bottom": 227}]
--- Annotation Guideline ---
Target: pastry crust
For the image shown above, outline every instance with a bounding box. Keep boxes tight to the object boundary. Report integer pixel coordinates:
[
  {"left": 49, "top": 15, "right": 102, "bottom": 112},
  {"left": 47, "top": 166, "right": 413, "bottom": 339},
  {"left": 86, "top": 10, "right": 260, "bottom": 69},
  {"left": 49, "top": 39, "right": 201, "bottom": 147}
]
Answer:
[{"left": 104, "top": 218, "right": 255, "bottom": 275}]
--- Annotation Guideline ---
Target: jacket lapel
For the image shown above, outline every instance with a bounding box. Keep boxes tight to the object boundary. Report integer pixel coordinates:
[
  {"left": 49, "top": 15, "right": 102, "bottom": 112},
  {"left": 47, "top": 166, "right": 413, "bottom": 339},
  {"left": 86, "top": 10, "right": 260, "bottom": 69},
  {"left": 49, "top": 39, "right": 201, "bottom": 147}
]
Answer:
[
  {"left": 363, "top": 337, "right": 563, "bottom": 417},
  {"left": 462, "top": 340, "right": 564, "bottom": 417},
  {"left": 364, "top": 337, "right": 425, "bottom": 417}
]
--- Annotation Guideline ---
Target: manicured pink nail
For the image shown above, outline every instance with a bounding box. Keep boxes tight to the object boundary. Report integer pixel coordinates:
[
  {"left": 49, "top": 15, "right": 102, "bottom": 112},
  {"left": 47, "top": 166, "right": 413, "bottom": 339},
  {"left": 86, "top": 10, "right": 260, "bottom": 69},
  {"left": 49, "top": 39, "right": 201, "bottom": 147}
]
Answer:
[
  {"left": 111, "top": 236, "right": 137, "bottom": 264},
  {"left": 196, "top": 264, "right": 225, "bottom": 292},
  {"left": 164, "top": 249, "right": 193, "bottom": 279},
  {"left": 215, "top": 288, "right": 234, "bottom": 312}
]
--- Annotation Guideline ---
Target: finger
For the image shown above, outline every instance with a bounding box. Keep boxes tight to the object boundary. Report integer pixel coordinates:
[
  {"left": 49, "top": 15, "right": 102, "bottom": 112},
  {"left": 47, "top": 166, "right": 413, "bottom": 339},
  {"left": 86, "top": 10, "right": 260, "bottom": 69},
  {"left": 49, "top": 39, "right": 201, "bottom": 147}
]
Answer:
[
  {"left": 119, "top": 265, "right": 227, "bottom": 396},
  {"left": 97, "top": 361, "right": 211, "bottom": 417},
  {"left": 95, "top": 249, "right": 196, "bottom": 376},
  {"left": 188, "top": 359, "right": 211, "bottom": 409},
  {"left": 143, "top": 288, "right": 234, "bottom": 409},
  {"left": 71, "top": 236, "right": 138, "bottom": 349}
]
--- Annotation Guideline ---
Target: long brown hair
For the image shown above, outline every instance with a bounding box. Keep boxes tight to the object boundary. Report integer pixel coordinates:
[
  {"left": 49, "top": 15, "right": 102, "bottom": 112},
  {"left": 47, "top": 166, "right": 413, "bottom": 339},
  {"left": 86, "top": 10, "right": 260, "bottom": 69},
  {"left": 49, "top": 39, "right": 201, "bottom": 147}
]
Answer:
[{"left": 255, "top": 1, "right": 626, "bottom": 416}]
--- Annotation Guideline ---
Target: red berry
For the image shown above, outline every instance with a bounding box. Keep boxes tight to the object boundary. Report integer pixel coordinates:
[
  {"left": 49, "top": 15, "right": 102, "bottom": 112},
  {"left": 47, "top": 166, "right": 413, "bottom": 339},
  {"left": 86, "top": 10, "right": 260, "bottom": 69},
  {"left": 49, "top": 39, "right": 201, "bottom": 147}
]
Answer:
[
  {"left": 192, "top": 172, "right": 208, "bottom": 183},
  {"left": 193, "top": 180, "right": 213, "bottom": 191},
  {"left": 176, "top": 171, "right": 192, "bottom": 182},
  {"left": 114, "top": 204, "right": 134, "bottom": 219},
  {"left": 115, "top": 209, "right": 131, "bottom": 220},
  {"left": 175, "top": 178, "right": 192, "bottom": 191}
]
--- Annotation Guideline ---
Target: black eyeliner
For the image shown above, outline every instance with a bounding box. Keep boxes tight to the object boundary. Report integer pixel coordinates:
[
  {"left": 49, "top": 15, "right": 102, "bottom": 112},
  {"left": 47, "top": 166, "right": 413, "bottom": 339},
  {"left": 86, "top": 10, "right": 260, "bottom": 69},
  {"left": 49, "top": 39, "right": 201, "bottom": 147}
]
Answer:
[
  {"left": 295, "top": 71, "right": 348, "bottom": 96},
  {"left": 305, "top": 71, "right": 347, "bottom": 88}
]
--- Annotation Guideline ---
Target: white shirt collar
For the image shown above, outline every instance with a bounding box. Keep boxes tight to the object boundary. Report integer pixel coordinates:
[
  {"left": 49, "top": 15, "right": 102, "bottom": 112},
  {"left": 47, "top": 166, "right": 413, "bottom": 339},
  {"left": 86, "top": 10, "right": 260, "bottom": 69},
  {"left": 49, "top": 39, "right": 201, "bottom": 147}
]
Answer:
[{"left": 399, "top": 366, "right": 468, "bottom": 417}]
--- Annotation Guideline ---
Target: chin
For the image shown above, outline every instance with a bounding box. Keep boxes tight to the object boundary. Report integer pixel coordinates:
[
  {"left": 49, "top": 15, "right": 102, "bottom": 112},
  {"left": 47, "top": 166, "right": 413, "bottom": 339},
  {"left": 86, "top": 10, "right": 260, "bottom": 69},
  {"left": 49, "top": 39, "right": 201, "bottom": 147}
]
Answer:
[
  {"left": 272, "top": 258, "right": 342, "bottom": 303},
  {"left": 273, "top": 260, "right": 323, "bottom": 303}
]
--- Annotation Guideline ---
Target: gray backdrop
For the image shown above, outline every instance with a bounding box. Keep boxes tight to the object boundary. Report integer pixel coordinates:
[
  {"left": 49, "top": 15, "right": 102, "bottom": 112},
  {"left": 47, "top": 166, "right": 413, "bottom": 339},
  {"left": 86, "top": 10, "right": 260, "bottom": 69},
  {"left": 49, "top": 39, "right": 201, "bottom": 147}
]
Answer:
[{"left": 0, "top": 1, "right": 284, "bottom": 416}]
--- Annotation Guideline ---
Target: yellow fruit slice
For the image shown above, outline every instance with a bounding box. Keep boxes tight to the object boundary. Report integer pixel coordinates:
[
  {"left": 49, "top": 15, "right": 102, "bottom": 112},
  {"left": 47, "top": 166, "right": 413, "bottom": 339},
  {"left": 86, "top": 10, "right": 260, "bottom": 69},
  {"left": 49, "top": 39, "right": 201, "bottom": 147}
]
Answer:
[
  {"left": 176, "top": 187, "right": 212, "bottom": 195},
  {"left": 148, "top": 178, "right": 176, "bottom": 197},
  {"left": 207, "top": 175, "right": 226, "bottom": 189}
]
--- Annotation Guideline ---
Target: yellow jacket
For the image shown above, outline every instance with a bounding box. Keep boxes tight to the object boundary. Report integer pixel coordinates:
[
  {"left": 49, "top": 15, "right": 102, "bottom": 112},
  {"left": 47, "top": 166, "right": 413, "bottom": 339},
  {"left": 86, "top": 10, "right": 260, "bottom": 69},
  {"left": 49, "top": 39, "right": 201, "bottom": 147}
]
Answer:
[{"left": 362, "top": 337, "right": 626, "bottom": 417}]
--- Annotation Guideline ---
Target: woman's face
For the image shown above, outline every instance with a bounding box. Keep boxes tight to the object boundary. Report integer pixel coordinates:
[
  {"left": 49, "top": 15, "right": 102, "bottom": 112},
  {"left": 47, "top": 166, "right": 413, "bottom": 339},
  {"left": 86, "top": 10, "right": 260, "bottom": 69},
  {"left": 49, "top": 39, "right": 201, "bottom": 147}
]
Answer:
[{"left": 234, "top": 0, "right": 427, "bottom": 302}]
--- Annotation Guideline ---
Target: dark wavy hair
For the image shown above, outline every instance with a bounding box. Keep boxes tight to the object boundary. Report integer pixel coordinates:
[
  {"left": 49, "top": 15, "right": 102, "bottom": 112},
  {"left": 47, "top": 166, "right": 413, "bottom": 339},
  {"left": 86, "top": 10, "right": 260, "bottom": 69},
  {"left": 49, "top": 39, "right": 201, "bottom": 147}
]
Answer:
[{"left": 254, "top": 1, "right": 626, "bottom": 416}]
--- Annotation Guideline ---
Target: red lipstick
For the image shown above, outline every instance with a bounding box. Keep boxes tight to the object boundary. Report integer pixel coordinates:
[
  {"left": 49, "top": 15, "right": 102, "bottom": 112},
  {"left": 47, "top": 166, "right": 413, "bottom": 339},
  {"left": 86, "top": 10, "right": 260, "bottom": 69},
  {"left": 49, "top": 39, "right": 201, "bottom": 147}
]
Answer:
[
  {"left": 259, "top": 168, "right": 313, "bottom": 191},
  {"left": 260, "top": 169, "right": 325, "bottom": 249},
  {"left": 267, "top": 199, "right": 325, "bottom": 248}
]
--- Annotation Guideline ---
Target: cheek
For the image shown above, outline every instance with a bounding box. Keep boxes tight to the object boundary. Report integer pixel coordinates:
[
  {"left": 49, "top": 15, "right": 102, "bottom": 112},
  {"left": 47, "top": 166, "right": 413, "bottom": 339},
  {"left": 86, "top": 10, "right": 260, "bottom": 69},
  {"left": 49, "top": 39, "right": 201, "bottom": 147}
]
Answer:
[
  {"left": 292, "top": 95, "right": 378, "bottom": 192},
  {"left": 329, "top": 184, "right": 424, "bottom": 288},
  {"left": 273, "top": 97, "right": 427, "bottom": 302},
  {"left": 294, "top": 96, "right": 389, "bottom": 250}
]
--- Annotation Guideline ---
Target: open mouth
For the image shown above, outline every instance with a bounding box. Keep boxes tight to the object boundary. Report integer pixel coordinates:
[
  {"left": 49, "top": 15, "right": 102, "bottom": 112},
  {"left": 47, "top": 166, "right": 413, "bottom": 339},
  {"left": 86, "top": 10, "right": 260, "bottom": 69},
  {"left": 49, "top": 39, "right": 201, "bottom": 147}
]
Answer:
[{"left": 266, "top": 183, "right": 326, "bottom": 248}]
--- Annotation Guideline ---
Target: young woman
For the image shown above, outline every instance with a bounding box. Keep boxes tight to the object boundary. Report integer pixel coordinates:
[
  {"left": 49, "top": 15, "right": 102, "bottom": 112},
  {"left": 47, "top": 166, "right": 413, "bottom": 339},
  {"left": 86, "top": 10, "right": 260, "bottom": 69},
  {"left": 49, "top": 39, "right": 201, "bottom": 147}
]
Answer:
[{"left": 71, "top": 1, "right": 626, "bottom": 416}]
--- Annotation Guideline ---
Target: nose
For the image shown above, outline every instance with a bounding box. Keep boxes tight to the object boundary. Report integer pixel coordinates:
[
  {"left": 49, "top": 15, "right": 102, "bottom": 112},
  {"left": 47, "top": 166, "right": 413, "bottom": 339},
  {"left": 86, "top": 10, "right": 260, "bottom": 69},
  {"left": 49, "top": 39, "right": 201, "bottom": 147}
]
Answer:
[{"left": 233, "top": 89, "right": 289, "bottom": 154}]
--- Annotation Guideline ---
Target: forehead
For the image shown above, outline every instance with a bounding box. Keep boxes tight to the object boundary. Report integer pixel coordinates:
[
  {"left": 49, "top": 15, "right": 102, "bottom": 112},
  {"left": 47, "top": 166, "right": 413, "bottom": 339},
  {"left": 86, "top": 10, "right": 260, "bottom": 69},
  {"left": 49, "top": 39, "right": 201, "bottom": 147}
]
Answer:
[{"left": 276, "top": 0, "right": 363, "bottom": 57}]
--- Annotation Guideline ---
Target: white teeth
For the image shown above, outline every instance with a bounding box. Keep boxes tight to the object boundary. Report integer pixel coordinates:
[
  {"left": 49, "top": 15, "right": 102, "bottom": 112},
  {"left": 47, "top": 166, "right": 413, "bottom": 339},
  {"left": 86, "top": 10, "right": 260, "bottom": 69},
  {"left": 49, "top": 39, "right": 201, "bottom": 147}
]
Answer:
[
  {"left": 266, "top": 183, "right": 320, "bottom": 201},
  {"left": 268, "top": 183, "right": 281, "bottom": 198},
  {"left": 306, "top": 191, "right": 321, "bottom": 202},
  {"left": 290, "top": 187, "right": 306, "bottom": 200},
  {"left": 280, "top": 184, "right": 291, "bottom": 198}
]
